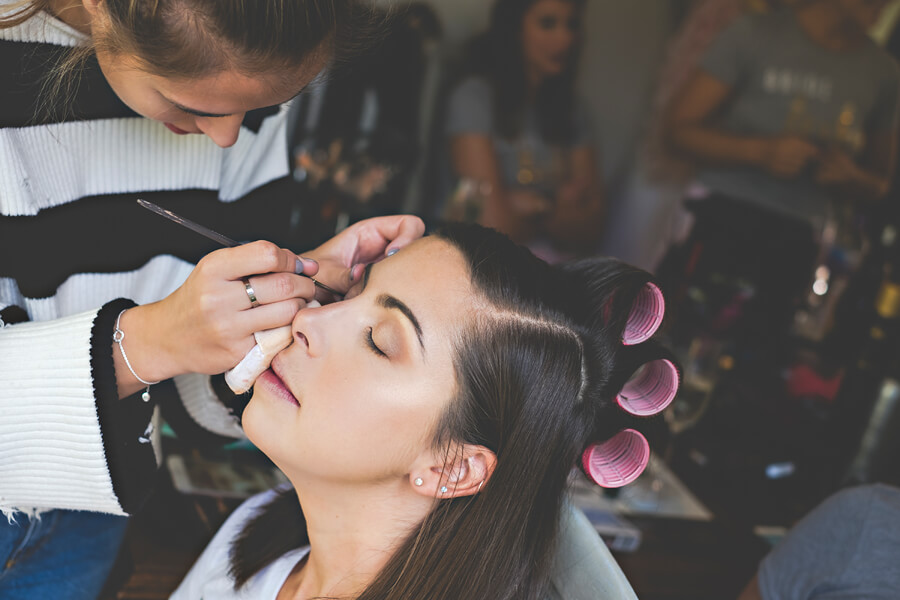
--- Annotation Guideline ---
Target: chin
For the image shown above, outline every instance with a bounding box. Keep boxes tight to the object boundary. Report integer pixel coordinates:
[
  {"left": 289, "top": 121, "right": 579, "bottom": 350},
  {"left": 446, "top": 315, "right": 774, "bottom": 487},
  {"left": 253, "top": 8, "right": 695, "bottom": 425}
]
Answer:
[{"left": 240, "top": 395, "right": 266, "bottom": 447}]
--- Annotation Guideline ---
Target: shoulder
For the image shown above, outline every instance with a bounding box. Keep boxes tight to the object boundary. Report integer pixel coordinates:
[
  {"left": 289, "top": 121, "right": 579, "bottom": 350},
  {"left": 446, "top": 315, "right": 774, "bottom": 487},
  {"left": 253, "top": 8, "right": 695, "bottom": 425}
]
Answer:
[
  {"left": 203, "top": 486, "right": 291, "bottom": 557},
  {"left": 722, "top": 9, "right": 770, "bottom": 39},
  {"left": 818, "top": 483, "right": 899, "bottom": 514},
  {"left": 719, "top": 7, "right": 792, "bottom": 45},
  {"left": 864, "top": 43, "right": 900, "bottom": 87},
  {"left": 0, "top": 4, "right": 86, "bottom": 47},
  {"left": 446, "top": 76, "right": 494, "bottom": 133},
  {"left": 171, "top": 486, "right": 294, "bottom": 599},
  {"left": 829, "top": 483, "right": 900, "bottom": 525},
  {"left": 449, "top": 77, "right": 493, "bottom": 106}
]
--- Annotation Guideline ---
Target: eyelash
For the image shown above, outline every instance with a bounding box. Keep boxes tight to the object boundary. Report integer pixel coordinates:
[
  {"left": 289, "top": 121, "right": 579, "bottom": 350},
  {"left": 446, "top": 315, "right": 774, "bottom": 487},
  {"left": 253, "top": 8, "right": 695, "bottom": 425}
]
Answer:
[{"left": 366, "top": 327, "right": 387, "bottom": 357}]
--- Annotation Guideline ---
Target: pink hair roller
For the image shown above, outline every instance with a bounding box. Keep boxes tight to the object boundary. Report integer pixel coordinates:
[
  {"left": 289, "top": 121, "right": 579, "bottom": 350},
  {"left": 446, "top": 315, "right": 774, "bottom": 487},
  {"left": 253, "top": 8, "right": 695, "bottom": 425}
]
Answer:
[
  {"left": 582, "top": 429, "right": 650, "bottom": 488},
  {"left": 622, "top": 282, "right": 665, "bottom": 345},
  {"left": 616, "top": 358, "right": 679, "bottom": 417}
]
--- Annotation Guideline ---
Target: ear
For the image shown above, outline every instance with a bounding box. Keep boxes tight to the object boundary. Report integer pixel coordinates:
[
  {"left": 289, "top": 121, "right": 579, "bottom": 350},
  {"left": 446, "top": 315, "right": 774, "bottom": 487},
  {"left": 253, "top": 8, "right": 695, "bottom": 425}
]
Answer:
[
  {"left": 408, "top": 444, "right": 497, "bottom": 499},
  {"left": 82, "top": 0, "right": 102, "bottom": 17}
]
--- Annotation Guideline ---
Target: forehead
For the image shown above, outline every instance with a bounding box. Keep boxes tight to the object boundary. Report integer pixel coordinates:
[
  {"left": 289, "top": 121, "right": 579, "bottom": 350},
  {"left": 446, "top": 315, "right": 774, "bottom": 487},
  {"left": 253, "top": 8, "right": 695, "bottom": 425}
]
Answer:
[
  {"left": 132, "top": 51, "right": 326, "bottom": 114},
  {"left": 371, "top": 237, "right": 475, "bottom": 337},
  {"left": 527, "top": 0, "right": 579, "bottom": 17}
]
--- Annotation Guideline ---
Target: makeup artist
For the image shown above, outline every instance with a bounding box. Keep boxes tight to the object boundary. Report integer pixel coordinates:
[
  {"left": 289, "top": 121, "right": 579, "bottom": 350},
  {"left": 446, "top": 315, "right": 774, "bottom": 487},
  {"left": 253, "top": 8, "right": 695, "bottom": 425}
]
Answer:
[{"left": 0, "top": 0, "right": 423, "bottom": 598}]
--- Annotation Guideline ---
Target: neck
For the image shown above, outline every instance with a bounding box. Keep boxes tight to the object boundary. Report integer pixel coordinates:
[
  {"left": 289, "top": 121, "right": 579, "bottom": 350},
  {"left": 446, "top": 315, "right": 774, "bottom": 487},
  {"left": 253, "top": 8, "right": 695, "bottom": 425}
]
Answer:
[
  {"left": 47, "top": 0, "right": 92, "bottom": 34},
  {"left": 279, "top": 477, "right": 433, "bottom": 600},
  {"left": 794, "top": 2, "right": 868, "bottom": 51},
  {"left": 525, "top": 64, "right": 543, "bottom": 98}
]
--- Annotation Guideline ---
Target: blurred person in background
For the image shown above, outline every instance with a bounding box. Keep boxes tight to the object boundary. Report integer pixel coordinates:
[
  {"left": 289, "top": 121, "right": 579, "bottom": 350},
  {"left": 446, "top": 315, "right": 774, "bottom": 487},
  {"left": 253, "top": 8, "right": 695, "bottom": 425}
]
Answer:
[
  {"left": 662, "top": 0, "right": 899, "bottom": 368},
  {"left": 445, "top": 0, "right": 605, "bottom": 263},
  {"left": 737, "top": 483, "right": 900, "bottom": 600}
]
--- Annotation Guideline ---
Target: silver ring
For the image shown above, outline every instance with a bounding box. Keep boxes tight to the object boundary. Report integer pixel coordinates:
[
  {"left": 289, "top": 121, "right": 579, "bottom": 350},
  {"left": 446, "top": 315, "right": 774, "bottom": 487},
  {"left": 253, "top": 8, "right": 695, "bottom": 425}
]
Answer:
[{"left": 242, "top": 278, "right": 260, "bottom": 309}]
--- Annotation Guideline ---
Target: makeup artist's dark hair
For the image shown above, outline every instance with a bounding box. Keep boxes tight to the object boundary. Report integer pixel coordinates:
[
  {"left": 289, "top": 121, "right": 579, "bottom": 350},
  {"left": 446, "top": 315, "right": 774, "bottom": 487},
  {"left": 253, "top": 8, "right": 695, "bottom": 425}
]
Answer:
[
  {"left": 463, "top": 0, "right": 586, "bottom": 143},
  {"left": 229, "top": 222, "right": 658, "bottom": 599}
]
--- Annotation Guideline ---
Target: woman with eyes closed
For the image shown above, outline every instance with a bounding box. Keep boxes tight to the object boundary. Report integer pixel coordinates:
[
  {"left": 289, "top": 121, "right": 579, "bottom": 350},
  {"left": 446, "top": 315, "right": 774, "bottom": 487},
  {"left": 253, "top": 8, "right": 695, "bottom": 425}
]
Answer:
[
  {"left": 0, "top": 1, "right": 423, "bottom": 597},
  {"left": 445, "top": 0, "right": 605, "bottom": 262},
  {"left": 172, "top": 222, "right": 665, "bottom": 600}
]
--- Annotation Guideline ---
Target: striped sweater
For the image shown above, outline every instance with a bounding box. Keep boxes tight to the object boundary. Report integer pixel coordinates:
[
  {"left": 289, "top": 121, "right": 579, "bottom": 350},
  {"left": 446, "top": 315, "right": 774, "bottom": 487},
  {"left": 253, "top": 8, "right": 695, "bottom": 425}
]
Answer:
[{"left": 0, "top": 5, "right": 299, "bottom": 516}]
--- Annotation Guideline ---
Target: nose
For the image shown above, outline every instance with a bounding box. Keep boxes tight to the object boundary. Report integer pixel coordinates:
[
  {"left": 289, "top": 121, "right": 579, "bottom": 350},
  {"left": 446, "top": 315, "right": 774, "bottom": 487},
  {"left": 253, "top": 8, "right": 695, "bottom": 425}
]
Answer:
[
  {"left": 291, "top": 300, "right": 349, "bottom": 358},
  {"left": 555, "top": 26, "right": 576, "bottom": 51},
  {"left": 195, "top": 113, "right": 245, "bottom": 148}
]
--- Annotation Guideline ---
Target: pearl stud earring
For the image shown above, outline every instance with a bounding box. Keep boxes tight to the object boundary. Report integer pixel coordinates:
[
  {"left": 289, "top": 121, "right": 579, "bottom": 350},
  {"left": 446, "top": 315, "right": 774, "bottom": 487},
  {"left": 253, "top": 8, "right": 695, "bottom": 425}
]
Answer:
[{"left": 414, "top": 477, "right": 424, "bottom": 487}]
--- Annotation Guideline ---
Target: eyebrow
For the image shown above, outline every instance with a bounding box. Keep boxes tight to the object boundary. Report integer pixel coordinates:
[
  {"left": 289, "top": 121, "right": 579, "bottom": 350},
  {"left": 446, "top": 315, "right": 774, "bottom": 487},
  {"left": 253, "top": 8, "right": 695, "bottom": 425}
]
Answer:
[
  {"left": 162, "top": 82, "right": 311, "bottom": 120},
  {"left": 161, "top": 95, "right": 233, "bottom": 118},
  {"left": 362, "top": 264, "right": 425, "bottom": 354}
]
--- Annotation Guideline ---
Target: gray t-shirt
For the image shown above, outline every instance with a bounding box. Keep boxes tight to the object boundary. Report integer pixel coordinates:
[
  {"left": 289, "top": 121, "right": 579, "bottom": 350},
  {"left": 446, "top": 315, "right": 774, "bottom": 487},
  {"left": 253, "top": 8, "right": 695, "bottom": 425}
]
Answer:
[
  {"left": 697, "top": 8, "right": 900, "bottom": 224},
  {"left": 445, "top": 77, "right": 592, "bottom": 198},
  {"left": 759, "top": 484, "right": 900, "bottom": 600}
]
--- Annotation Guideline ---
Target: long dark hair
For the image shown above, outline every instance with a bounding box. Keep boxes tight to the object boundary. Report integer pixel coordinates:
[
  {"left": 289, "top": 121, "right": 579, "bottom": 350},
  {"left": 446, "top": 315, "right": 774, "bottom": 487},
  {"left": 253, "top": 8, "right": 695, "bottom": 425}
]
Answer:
[
  {"left": 229, "top": 222, "right": 660, "bottom": 599},
  {"left": 465, "top": 0, "right": 586, "bottom": 143}
]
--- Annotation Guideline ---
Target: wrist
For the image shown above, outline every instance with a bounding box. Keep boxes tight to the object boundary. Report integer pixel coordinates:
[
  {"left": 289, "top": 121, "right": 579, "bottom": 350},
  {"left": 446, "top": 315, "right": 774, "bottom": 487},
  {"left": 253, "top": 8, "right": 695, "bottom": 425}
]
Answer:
[
  {"left": 745, "top": 138, "right": 771, "bottom": 168},
  {"left": 118, "top": 303, "right": 182, "bottom": 384}
]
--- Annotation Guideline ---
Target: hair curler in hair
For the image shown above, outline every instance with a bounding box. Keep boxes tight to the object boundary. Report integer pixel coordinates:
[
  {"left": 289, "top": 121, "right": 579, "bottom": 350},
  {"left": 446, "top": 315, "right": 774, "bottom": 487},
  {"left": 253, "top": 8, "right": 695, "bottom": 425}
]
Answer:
[
  {"left": 622, "top": 282, "right": 665, "bottom": 345},
  {"left": 616, "top": 357, "right": 680, "bottom": 417},
  {"left": 581, "top": 428, "right": 650, "bottom": 488}
]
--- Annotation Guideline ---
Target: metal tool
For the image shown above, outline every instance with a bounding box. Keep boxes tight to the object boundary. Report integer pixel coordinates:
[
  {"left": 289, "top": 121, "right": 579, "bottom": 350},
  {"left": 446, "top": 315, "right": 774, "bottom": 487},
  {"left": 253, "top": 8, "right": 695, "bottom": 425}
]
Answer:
[{"left": 136, "top": 198, "right": 343, "bottom": 297}]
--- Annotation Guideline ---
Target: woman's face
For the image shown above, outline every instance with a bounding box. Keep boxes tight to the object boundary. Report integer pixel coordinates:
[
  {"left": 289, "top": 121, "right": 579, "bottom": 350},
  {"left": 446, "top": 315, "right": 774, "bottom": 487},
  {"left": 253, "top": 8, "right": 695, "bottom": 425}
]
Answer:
[
  {"left": 242, "top": 237, "right": 477, "bottom": 486},
  {"left": 520, "top": 0, "right": 580, "bottom": 82},
  {"left": 94, "top": 50, "right": 323, "bottom": 148}
]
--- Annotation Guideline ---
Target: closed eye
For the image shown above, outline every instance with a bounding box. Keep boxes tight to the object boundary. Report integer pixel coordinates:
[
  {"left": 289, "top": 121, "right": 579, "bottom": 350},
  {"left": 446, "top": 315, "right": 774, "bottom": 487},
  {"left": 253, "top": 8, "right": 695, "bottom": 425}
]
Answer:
[{"left": 366, "top": 327, "right": 387, "bottom": 357}]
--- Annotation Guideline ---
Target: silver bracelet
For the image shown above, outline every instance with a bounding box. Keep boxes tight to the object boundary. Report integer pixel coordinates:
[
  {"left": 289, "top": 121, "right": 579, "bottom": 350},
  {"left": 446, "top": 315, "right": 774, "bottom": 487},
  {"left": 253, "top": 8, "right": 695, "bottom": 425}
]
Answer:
[{"left": 113, "top": 309, "right": 160, "bottom": 402}]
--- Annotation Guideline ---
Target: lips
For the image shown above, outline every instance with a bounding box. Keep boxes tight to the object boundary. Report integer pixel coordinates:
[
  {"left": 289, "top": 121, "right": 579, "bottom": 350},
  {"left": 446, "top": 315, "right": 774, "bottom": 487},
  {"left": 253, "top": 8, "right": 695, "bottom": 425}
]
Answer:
[
  {"left": 164, "top": 122, "right": 190, "bottom": 135},
  {"left": 258, "top": 367, "right": 300, "bottom": 407}
]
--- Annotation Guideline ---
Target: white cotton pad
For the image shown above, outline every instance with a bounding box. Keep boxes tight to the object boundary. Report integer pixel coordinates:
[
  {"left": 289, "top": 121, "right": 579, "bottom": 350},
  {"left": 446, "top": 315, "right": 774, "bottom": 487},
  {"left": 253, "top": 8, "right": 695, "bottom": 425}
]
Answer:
[{"left": 224, "top": 300, "right": 320, "bottom": 394}]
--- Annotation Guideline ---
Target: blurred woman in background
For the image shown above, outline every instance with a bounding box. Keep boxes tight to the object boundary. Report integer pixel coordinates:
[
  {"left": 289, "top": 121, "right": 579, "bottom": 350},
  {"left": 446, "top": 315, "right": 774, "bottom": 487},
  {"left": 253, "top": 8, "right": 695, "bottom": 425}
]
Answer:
[{"left": 445, "top": 0, "right": 605, "bottom": 263}]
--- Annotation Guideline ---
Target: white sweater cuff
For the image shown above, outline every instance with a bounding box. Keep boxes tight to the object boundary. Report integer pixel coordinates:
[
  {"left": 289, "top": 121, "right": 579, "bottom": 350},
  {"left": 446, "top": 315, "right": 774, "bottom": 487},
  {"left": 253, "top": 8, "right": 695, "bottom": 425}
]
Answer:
[{"left": 0, "top": 309, "right": 124, "bottom": 515}]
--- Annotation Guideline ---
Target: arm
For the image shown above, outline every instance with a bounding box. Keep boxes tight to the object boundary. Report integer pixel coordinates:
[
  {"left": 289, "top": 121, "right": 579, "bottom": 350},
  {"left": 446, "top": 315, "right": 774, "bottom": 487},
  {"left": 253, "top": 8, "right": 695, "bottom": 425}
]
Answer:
[
  {"left": 545, "top": 145, "right": 606, "bottom": 254},
  {"left": 815, "top": 131, "right": 896, "bottom": 202},
  {"left": 737, "top": 575, "right": 763, "bottom": 600},
  {"left": 0, "top": 215, "right": 423, "bottom": 516},
  {"left": 450, "top": 133, "right": 551, "bottom": 243},
  {"left": 664, "top": 70, "right": 820, "bottom": 178},
  {"left": 0, "top": 301, "right": 156, "bottom": 516}
]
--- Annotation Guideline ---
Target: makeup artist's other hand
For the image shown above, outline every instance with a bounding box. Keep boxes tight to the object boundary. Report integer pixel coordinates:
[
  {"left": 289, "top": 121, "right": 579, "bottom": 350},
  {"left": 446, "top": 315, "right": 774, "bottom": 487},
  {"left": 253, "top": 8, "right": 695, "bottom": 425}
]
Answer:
[
  {"left": 125, "top": 241, "right": 319, "bottom": 382},
  {"left": 763, "top": 136, "right": 820, "bottom": 178},
  {"left": 303, "top": 215, "right": 425, "bottom": 300},
  {"left": 815, "top": 148, "right": 863, "bottom": 187}
]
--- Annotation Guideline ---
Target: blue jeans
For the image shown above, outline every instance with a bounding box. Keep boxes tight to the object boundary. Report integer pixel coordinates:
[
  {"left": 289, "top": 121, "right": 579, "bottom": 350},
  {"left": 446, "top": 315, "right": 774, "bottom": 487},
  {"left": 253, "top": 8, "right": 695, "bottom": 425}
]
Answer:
[{"left": 0, "top": 509, "right": 128, "bottom": 600}]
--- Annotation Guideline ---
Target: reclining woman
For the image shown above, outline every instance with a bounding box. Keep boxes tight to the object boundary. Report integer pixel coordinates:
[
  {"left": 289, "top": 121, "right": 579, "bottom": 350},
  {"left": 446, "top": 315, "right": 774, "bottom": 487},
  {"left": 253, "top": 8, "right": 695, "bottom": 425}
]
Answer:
[{"left": 173, "top": 222, "right": 677, "bottom": 600}]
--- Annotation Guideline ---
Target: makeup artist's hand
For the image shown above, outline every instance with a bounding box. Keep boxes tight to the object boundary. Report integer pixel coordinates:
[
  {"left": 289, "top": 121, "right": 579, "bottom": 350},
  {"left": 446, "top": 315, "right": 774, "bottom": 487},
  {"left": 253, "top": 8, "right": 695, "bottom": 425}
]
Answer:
[
  {"left": 303, "top": 214, "right": 426, "bottom": 301},
  {"left": 115, "top": 241, "right": 320, "bottom": 394}
]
